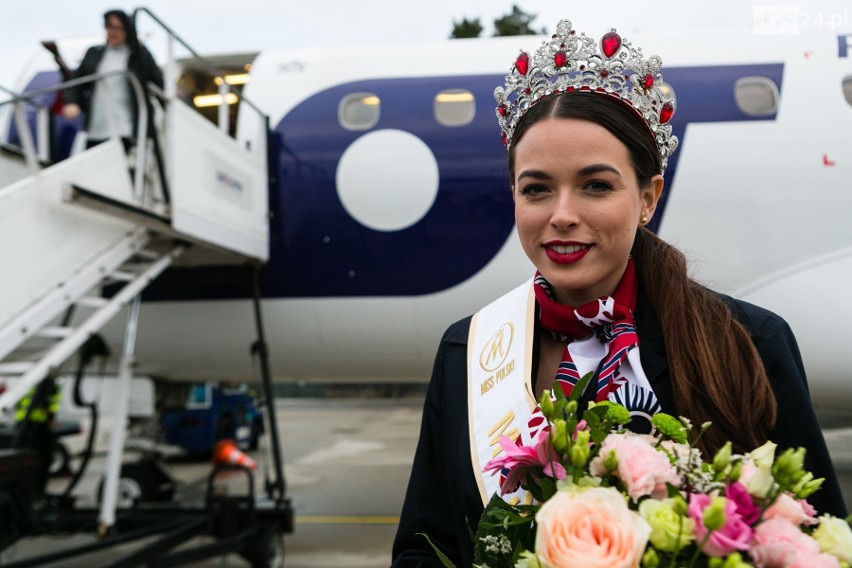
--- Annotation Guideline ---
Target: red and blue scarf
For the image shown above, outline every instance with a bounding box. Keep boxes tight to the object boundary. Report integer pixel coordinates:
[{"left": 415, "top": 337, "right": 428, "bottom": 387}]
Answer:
[{"left": 533, "top": 258, "right": 639, "bottom": 402}]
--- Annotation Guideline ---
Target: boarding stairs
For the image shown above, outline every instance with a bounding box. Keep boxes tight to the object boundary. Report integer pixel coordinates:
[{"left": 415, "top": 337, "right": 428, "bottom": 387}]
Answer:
[
  {"left": 0, "top": 226, "right": 181, "bottom": 410},
  {"left": 0, "top": 7, "right": 277, "bottom": 545},
  {"left": 0, "top": 96, "right": 269, "bottom": 420}
]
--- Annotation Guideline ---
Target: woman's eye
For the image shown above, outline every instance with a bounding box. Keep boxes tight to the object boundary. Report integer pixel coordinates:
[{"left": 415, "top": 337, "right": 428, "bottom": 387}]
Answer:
[
  {"left": 584, "top": 180, "right": 613, "bottom": 193},
  {"left": 519, "top": 184, "right": 549, "bottom": 196}
]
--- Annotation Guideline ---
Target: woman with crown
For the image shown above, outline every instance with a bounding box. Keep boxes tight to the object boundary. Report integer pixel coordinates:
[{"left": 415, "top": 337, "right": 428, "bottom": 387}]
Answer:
[{"left": 391, "top": 19, "right": 846, "bottom": 567}]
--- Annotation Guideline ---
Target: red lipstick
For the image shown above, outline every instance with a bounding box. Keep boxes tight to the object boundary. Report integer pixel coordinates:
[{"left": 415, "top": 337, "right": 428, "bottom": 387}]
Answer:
[{"left": 544, "top": 241, "right": 591, "bottom": 264}]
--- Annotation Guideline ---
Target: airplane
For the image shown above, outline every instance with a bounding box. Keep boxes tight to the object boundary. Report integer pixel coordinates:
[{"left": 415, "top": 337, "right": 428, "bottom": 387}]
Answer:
[{"left": 2, "top": 11, "right": 852, "bottom": 431}]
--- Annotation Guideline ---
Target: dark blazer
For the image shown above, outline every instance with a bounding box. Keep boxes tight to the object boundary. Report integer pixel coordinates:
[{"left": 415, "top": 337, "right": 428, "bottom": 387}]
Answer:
[
  {"left": 391, "top": 290, "right": 848, "bottom": 567},
  {"left": 65, "top": 42, "right": 164, "bottom": 137}
]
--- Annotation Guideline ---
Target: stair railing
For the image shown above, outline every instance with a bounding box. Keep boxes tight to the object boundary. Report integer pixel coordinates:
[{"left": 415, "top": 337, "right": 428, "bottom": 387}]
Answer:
[{"left": 0, "top": 71, "right": 153, "bottom": 205}]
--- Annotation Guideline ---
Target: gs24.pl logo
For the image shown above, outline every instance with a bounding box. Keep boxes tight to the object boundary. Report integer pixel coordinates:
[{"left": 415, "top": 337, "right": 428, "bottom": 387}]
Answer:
[{"left": 754, "top": 5, "right": 850, "bottom": 35}]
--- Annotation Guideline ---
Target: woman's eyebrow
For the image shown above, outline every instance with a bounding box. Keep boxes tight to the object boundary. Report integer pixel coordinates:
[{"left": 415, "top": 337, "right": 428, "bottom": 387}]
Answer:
[
  {"left": 577, "top": 163, "right": 622, "bottom": 177},
  {"left": 517, "top": 169, "right": 553, "bottom": 181}
]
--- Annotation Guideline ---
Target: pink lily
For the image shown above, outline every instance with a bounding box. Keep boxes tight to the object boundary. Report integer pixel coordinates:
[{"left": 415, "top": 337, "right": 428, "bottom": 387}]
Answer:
[{"left": 483, "top": 431, "right": 567, "bottom": 494}]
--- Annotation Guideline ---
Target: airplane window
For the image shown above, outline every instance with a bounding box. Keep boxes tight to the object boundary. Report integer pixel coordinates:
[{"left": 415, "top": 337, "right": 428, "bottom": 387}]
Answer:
[
  {"left": 339, "top": 93, "right": 381, "bottom": 130},
  {"left": 434, "top": 89, "right": 476, "bottom": 127},
  {"left": 734, "top": 77, "right": 779, "bottom": 116},
  {"left": 843, "top": 75, "right": 852, "bottom": 106}
]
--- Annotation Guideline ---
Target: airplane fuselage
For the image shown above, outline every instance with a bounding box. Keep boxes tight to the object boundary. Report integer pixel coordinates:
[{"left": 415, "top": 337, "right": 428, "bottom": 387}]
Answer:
[{"left": 6, "top": 28, "right": 852, "bottom": 422}]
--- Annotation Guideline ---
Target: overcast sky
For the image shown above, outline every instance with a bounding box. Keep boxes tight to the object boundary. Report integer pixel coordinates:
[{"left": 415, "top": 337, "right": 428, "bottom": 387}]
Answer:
[
  {"left": 0, "top": 0, "right": 769, "bottom": 89},
  {"left": 2, "top": 0, "right": 849, "bottom": 91}
]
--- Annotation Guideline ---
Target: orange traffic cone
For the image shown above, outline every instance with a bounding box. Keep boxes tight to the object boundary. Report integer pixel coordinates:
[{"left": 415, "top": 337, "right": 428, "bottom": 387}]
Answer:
[{"left": 213, "top": 439, "right": 257, "bottom": 470}]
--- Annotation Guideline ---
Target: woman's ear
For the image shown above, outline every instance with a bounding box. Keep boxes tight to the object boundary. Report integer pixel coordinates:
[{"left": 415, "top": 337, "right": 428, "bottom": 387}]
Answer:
[{"left": 640, "top": 174, "right": 665, "bottom": 223}]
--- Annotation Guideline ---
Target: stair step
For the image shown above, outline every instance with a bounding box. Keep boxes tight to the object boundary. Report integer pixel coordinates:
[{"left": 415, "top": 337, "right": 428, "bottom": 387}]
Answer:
[
  {"left": 107, "top": 271, "right": 136, "bottom": 283},
  {"left": 36, "top": 327, "right": 74, "bottom": 339},
  {"left": 77, "top": 296, "right": 109, "bottom": 308},
  {"left": 119, "top": 262, "right": 154, "bottom": 272},
  {"left": 0, "top": 362, "right": 35, "bottom": 374},
  {"left": 135, "top": 249, "right": 160, "bottom": 260}
]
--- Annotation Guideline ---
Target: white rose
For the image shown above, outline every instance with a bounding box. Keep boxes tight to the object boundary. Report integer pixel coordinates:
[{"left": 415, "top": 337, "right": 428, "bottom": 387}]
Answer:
[
  {"left": 739, "top": 458, "right": 775, "bottom": 499},
  {"left": 814, "top": 515, "right": 852, "bottom": 564}
]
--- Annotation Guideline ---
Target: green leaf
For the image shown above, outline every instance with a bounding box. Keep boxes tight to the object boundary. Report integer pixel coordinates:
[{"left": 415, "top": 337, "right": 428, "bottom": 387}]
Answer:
[
  {"left": 568, "top": 372, "right": 594, "bottom": 403},
  {"left": 417, "top": 533, "right": 459, "bottom": 568},
  {"left": 474, "top": 494, "right": 535, "bottom": 568},
  {"left": 590, "top": 427, "right": 609, "bottom": 445},
  {"left": 537, "top": 477, "right": 558, "bottom": 502}
]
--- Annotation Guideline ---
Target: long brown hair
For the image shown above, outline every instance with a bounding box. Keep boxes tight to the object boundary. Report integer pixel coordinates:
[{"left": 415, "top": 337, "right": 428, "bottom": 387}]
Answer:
[{"left": 509, "top": 93, "right": 777, "bottom": 455}]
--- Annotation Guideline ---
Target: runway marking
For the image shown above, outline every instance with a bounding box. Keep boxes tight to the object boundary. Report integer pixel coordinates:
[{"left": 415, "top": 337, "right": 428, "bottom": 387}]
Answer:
[{"left": 297, "top": 515, "right": 400, "bottom": 525}]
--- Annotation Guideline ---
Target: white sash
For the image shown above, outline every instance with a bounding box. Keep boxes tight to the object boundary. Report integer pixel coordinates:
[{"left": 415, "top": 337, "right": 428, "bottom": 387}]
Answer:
[
  {"left": 466, "top": 279, "right": 660, "bottom": 506},
  {"left": 467, "top": 279, "right": 537, "bottom": 506}
]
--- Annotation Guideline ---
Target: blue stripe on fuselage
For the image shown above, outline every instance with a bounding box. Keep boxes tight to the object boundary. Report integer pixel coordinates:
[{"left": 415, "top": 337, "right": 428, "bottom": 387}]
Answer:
[{"left": 141, "top": 63, "right": 783, "bottom": 300}]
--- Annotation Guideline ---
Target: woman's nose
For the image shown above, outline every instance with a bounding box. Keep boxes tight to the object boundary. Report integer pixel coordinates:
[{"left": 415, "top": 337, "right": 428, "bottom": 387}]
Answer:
[{"left": 549, "top": 191, "right": 579, "bottom": 229}]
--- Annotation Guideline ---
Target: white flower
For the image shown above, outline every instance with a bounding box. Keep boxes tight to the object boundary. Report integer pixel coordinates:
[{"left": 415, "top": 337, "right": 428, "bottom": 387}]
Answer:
[
  {"left": 514, "top": 551, "right": 543, "bottom": 568},
  {"left": 482, "top": 535, "right": 513, "bottom": 555},
  {"left": 814, "top": 515, "right": 852, "bottom": 563}
]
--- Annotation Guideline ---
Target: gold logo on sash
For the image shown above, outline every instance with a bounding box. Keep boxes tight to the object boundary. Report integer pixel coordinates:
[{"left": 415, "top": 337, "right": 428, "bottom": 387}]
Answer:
[{"left": 479, "top": 323, "right": 514, "bottom": 372}]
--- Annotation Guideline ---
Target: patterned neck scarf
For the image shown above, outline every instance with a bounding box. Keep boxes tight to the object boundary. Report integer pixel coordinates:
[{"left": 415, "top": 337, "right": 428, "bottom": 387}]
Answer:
[{"left": 533, "top": 258, "right": 639, "bottom": 402}]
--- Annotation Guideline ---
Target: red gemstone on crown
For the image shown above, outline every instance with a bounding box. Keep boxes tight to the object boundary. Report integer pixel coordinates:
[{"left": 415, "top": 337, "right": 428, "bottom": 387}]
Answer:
[
  {"left": 601, "top": 31, "right": 622, "bottom": 58},
  {"left": 554, "top": 50, "right": 567, "bottom": 68},
  {"left": 600, "top": 69, "right": 609, "bottom": 78},
  {"left": 660, "top": 101, "right": 674, "bottom": 123},
  {"left": 501, "top": 132, "right": 508, "bottom": 146},
  {"left": 516, "top": 52, "right": 530, "bottom": 75},
  {"left": 643, "top": 74, "right": 654, "bottom": 89},
  {"left": 498, "top": 104, "right": 507, "bottom": 117}
]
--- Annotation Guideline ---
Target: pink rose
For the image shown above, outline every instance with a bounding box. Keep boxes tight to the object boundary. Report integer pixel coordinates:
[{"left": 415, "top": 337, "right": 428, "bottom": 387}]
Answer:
[
  {"left": 726, "top": 482, "right": 761, "bottom": 525},
  {"left": 750, "top": 518, "right": 839, "bottom": 568},
  {"left": 483, "top": 431, "right": 566, "bottom": 494},
  {"left": 688, "top": 493, "right": 753, "bottom": 557},
  {"left": 763, "top": 493, "right": 818, "bottom": 526},
  {"left": 535, "top": 487, "right": 651, "bottom": 568},
  {"left": 589, "top": 432, "right": 680, "bottom": 501}
]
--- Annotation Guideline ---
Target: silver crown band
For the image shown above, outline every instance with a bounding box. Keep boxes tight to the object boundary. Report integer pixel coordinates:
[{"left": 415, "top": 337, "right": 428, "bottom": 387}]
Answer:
[{"left": 494, "top": 19, "right": 679, "bottom": 173}]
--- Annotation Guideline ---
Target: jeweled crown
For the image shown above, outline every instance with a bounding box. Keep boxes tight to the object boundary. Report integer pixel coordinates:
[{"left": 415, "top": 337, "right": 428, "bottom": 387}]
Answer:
[{"left": 494, "top": 19, "right": 679, "bottom": 173}]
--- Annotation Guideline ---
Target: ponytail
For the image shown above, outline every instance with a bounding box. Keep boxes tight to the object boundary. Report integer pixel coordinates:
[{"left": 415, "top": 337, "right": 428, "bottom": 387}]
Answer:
[{"left": 632, "top": 228, "right": 777, "bottom": 455}]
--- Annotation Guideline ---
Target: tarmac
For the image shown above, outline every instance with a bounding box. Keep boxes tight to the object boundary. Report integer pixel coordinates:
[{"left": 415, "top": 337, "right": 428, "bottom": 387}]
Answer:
[{"left": 1, "top": 397, "right": 850, "bottom": 567}]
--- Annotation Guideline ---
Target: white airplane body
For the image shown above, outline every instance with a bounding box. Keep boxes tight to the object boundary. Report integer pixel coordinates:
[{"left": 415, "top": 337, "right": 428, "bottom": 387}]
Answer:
[{"left": 4, "top": 20, "right": 852, "bottom": 423}]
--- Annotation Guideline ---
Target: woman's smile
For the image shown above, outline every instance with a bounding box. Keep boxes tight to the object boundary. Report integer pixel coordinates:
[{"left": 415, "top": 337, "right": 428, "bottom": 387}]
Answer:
[
  {"left": 544, "top": 241, "right": 592, "bottom": 264},
  {"left": 512, "top": 117, "right": 661, "bottom": 306}
]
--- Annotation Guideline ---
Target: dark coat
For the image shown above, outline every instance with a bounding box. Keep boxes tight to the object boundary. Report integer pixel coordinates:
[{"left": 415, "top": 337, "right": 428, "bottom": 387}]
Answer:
[
  {"left": 65, "top": 42, "right": 163, "bottom": 137},
  {"left": 391, "top": 290, "right": 848, "bottom": 567}
]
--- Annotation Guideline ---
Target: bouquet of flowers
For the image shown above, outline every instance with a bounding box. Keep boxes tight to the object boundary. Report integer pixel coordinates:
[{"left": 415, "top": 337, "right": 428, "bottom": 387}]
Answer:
[{"left": 423, "top": 375, "right": 852, "bottom": 568}]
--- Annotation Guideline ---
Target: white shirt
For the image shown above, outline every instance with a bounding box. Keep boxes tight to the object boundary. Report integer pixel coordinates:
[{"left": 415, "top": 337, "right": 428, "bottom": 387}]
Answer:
[
  {"left": 87, "top": 45, "right": 133, "bottom": 140},
  {"left": 567, "top": 331, "right": 661, "bottom": 432}
]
